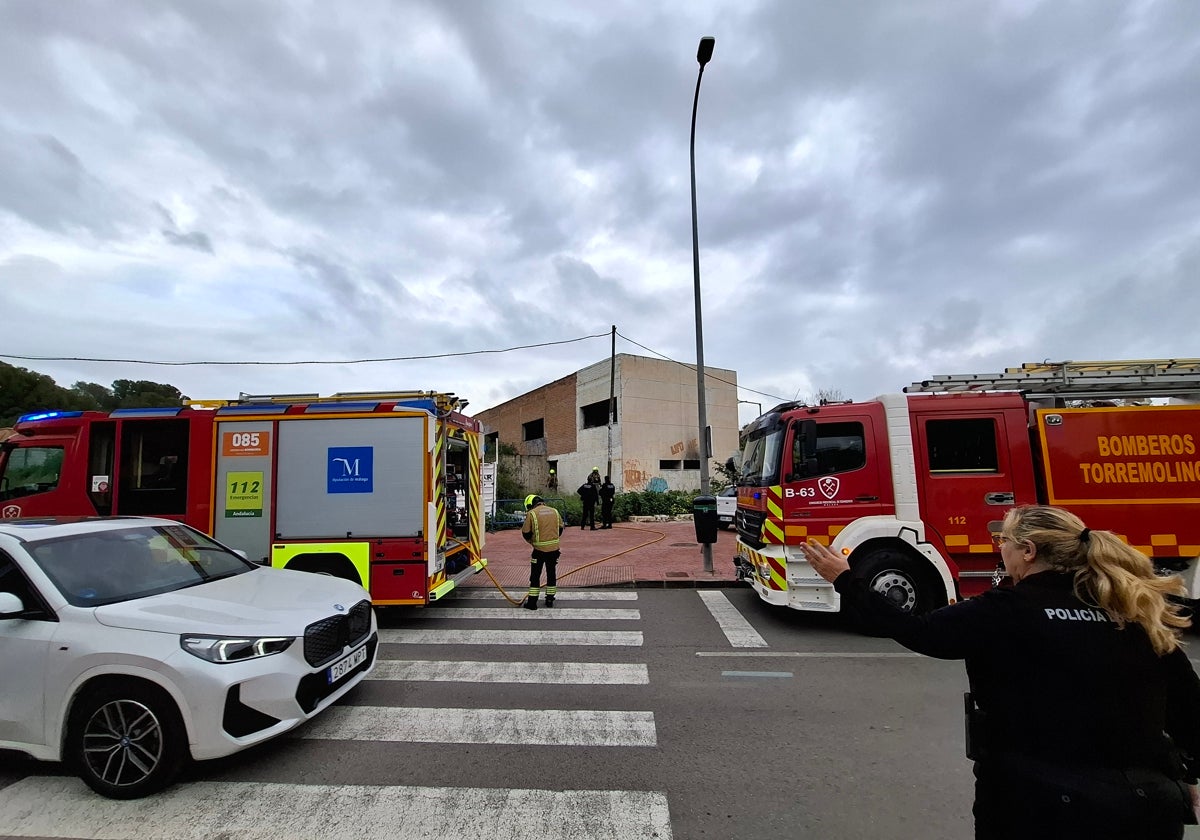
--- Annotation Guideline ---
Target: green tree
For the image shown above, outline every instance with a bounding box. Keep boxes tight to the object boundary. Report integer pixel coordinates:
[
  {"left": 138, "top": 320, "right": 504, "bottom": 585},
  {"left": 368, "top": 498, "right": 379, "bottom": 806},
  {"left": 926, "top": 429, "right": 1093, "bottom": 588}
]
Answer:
[
  {"left": 0, "top": 363, "right": 186, "bottom": 426},
  {"left": 710, "top": 456, "right": 740, "bottom": 492},
  {"left": 110, "top": 379, "right": 185, "bottom": 407},
  {"left": 0, "top": 362, "right": 87, "bottom": 426},
  {"left": 70, "top": 381, "right": 116, "bottom": 411}
]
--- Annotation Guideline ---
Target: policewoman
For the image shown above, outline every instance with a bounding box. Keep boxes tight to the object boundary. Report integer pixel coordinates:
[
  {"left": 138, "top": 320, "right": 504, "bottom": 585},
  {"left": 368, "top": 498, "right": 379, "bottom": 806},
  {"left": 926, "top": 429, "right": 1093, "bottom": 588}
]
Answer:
[
  {"left": 519, "top": 494, "right": 564, "bottom": 610},
  {"left": 800, "top": 504, "right": 1200, "bottom": 839}
]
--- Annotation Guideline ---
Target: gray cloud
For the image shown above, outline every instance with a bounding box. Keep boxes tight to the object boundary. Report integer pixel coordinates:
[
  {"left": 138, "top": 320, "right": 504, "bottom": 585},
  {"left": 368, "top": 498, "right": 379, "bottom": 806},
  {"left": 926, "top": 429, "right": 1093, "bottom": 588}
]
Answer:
[{"left": 1, "top": 0, "right": 1198, "bottom": 413}]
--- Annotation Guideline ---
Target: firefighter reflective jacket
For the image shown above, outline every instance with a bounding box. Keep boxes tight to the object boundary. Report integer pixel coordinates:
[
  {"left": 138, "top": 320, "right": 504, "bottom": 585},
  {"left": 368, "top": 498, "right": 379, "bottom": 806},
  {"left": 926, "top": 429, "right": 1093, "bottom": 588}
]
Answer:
[{"left": 522, "top": 504, "right": 563, "bottom": 552}]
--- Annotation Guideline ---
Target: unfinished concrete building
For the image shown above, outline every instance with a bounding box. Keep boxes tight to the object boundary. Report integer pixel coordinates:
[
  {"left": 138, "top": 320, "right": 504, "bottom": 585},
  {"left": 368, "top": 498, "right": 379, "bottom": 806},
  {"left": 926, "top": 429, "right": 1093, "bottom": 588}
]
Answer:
[{"left": 475, "top": 354, "right": 739, "bottom": 493}]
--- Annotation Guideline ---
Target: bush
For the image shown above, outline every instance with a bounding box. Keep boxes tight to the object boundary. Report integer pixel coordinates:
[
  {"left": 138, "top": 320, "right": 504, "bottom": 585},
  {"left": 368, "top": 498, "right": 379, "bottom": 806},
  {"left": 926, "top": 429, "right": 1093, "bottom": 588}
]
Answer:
[{"left": 614, "top": 489, "right": 697, "bottom": 519}]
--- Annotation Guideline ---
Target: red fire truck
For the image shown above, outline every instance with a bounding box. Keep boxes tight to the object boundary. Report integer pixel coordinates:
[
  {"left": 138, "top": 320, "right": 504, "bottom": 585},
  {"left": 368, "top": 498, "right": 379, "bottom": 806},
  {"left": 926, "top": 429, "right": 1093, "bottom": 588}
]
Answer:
[
  {"left": 732, "top": 360, "right": 1200, "bottom": 614},
  {"left": 0, "top": 391, "right": 487, "bottom": 606}
]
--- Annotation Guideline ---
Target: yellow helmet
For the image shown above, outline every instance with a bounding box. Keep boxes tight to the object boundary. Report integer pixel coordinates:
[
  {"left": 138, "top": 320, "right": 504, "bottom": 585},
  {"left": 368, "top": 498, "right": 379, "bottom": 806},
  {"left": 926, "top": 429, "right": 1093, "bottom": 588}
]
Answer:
[{"left": 524, "top": 494, "right": 542, "bottom": 509}]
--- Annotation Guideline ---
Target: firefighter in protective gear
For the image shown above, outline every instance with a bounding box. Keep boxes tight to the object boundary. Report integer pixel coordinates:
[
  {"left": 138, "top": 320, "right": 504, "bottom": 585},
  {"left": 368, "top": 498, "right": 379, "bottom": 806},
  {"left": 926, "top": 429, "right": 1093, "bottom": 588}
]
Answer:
[{"left": 520, "top": 495, "right": 564, "bottom": 610}]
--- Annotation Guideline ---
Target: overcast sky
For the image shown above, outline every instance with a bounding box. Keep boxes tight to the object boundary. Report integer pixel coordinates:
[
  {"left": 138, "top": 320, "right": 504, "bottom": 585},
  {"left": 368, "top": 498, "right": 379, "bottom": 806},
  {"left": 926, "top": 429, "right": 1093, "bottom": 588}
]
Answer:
[{"left": 2, "top": 0, "right": 1198, "bottom": 426}]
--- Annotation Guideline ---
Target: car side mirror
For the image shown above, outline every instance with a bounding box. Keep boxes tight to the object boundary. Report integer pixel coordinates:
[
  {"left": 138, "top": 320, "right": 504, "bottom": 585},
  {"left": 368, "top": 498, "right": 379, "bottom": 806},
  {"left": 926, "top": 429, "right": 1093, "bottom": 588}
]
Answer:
[{"left": 0, "top": 591, "right": 26, "bottom": 619}]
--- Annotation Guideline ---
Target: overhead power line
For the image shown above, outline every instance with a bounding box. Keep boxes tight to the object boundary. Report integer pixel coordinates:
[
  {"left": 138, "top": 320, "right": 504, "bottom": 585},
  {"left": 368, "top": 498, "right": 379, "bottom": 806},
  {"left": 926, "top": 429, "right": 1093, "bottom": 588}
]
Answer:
[
  {"left": 613, "top": 330, "right": 789, "bottom": 404},
  {"left": 1, "top": 327, "right": 791, "bottom": 405},
  {"left": 0, "top": 332, "right": 611, "bottom": 366}
]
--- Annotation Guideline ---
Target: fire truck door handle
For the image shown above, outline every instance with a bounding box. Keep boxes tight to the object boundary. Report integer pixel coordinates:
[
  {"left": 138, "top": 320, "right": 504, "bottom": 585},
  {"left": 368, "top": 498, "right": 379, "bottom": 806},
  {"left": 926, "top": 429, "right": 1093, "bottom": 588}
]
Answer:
[
  {"left": 855, "top": 495, "right": 878, "bottom": 502},
  {"left": 986, "top": 492, "right": 1015, "bottom": 505}
]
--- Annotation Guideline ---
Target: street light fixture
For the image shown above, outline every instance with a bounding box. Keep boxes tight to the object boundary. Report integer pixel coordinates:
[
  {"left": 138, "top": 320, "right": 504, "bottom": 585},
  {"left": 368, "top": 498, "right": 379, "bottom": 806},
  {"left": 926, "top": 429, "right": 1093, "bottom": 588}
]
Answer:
[{"left": 691, "top": 35, "right": 715, "bottom": 573}]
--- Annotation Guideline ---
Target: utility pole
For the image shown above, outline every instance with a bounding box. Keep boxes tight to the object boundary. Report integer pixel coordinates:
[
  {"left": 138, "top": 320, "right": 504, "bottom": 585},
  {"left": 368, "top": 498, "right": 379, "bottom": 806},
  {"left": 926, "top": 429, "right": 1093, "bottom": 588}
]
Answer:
[{"left": 606, "top": 325, "right": 616, "bottom": 484}]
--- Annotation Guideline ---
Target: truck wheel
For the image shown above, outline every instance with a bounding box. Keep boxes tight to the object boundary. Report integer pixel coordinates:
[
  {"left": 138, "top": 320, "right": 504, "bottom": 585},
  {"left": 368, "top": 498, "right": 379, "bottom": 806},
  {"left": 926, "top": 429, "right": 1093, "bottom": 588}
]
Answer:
[
  {"left": 855, "top": 549, "right": 942, "bottom": 615},
  {"left": 67, "top": 681, "right": 187, "bottom": 799}
]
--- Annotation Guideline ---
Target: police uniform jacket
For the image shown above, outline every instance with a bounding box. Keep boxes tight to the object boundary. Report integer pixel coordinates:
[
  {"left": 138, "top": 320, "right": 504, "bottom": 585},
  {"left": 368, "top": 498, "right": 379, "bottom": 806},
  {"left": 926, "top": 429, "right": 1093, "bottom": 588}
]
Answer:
[{"left": 833, "top": 569, "right": 1200, "bottom": 782}]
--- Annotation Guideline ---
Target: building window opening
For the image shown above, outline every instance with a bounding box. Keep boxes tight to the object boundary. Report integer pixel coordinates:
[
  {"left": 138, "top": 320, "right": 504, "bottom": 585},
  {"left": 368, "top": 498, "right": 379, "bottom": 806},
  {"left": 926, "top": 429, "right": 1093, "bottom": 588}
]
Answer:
[
  {"left": 659, "top": 460, "right": 682, "bottom": 470},
  {"left": 683, "top": 459, "right": 700, "bottom": 470},
  {"left": 522, "top": 419, "right": 545, "bottom": 441},
  {"left": 581, "top": 399, "right": 616, "bottom": 429}
]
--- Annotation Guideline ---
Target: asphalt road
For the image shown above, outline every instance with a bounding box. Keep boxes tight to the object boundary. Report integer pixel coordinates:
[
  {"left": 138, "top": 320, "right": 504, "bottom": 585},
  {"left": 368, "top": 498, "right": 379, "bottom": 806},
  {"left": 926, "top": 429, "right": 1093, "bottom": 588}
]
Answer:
[{"left": 3, "top": 587, "right": 1198, "bottom": 839}]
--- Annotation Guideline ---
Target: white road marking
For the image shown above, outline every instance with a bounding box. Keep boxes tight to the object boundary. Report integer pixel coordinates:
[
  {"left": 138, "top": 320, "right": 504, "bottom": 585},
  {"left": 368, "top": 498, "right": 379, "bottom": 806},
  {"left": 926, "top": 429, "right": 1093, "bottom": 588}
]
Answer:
[
  {"left": 297, "top": 706, "right": 657, "bottom": 747},
  {"left": 369, "top": 660, "right": 649, "bottom": 684},
  {"left": 696, "top": 651, "right": 921, "bottom": 658},
  {"left": 721, "top": 671, "right": 793, "bottom": 678},
  {"left": 697, "top": 590, "right": 769, "bottom": 648},
  {"left": 0, "top": 777, "right": 672, "bottom": 840},
  {"left": 379, "top": 629, "right": 643, "bottom": 646},
  {"left": 454, "top": 590, "right": 639, "bottom": 600},
  {"left": 412, "top": 607, "right": 641, "bottom": 620}
]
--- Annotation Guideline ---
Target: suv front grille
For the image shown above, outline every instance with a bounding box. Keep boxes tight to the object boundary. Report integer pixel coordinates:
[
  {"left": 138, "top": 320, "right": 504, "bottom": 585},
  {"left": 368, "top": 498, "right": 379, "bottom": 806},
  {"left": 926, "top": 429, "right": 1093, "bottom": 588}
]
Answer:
[
  {"left": 303, "top": 599, "right": 373, "bottom": 667},
  {"left": 296, "top": 634, "right": 378, "bottom": 713}
]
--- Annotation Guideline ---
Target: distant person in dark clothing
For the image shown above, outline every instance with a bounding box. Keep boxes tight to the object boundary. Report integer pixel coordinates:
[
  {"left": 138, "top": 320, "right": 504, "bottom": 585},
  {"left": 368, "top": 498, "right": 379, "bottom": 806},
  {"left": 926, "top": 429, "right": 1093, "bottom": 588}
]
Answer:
[
  {"left": 599, "top": 476, "right": 616, "bottom": 528},
  {"left": 577, "top": 480, "right": 598, "bottom": 531}
]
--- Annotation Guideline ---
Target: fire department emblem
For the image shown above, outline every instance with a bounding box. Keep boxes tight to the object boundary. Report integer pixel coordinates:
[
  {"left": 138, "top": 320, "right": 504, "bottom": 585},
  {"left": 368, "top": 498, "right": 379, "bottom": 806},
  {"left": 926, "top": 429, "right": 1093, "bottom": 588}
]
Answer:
[
  {"left": 818, "top": 477, "right": 840, "bottom": 500},
  {"left": 2, "top": 504, "right": 21, "bottom": 518}
]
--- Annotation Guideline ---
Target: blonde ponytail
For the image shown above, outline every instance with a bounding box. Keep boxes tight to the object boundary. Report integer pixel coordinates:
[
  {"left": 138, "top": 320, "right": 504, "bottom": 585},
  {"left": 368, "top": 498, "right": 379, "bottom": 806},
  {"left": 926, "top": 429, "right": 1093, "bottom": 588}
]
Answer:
[{"left": 1004, "top": 505, "right": 1189, "bottom": 655}]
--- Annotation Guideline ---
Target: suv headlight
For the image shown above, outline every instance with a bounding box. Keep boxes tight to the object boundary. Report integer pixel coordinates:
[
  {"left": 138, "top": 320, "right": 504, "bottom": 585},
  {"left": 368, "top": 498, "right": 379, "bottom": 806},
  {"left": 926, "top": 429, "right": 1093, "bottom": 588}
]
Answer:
[{"left": 181, "top": 634, "right": 295, "bottom": 663}]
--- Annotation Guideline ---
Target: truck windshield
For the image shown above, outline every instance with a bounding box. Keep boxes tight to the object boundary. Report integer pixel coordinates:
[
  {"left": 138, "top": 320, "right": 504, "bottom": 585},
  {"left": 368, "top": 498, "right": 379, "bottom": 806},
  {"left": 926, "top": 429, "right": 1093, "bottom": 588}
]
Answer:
[{"left": 740, "top": 427, "right": 785, "bottom": 487}]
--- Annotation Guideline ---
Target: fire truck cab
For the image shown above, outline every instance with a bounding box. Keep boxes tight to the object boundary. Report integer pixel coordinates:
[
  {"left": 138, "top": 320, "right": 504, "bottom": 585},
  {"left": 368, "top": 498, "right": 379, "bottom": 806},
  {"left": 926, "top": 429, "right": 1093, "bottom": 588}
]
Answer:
[{"left": 733, "top": 360, "right": 1200, "bottom": 614}]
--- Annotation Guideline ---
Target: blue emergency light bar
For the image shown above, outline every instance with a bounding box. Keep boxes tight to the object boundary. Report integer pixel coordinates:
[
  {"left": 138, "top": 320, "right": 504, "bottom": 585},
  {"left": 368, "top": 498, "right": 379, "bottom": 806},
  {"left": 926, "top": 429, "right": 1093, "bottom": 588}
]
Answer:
[
  {"left": 393, "top": 399, "right": 437, "bottom": 412},
  {"left": 17, "top": 410, "right": 84, "bottom": 423}
]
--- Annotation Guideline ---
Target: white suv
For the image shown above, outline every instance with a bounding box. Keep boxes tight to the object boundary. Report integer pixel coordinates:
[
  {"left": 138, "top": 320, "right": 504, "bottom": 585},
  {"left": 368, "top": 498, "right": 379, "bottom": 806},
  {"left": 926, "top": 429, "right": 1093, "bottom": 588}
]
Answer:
[{"left": 0, "top": 517, "right": 377, "bottom": 798}]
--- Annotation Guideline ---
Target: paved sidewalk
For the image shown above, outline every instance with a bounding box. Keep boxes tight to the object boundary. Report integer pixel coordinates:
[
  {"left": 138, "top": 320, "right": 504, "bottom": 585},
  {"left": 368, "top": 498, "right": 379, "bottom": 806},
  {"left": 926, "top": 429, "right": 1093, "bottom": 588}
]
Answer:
[{"left": 461, "top": 520, "right": 741, "bottom": 591}]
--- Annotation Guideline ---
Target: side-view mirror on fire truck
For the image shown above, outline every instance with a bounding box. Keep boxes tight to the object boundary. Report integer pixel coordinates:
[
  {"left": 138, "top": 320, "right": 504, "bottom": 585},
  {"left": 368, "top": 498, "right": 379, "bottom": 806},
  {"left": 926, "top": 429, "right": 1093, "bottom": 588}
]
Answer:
[{"left": 786, "top": 419, "right": 820, "bottom": 482}]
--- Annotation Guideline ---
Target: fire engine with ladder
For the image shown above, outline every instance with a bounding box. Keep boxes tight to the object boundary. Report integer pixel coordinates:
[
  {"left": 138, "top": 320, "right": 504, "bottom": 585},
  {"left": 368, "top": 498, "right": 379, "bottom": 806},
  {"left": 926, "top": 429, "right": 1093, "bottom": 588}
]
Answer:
[
  {"left": 0, "top": 390, "right": 487, "bottom": 606},
  {"left": 732, "top": 359, "right": 1200, "bottom": 614}
]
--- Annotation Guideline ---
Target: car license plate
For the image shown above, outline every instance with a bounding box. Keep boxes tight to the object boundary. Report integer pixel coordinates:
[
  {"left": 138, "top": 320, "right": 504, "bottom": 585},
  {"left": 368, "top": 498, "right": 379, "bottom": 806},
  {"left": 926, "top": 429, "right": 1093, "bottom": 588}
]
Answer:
[{"left": 327, "top": 644, "right": 367, "bottom": 684}]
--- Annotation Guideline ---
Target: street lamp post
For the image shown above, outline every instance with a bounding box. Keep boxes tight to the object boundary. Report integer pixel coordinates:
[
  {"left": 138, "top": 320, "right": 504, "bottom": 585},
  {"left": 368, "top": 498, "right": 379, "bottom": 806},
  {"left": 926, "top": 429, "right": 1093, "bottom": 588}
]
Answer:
[{"left": 691, "top": 35, "right": 715, "bottom": 573}]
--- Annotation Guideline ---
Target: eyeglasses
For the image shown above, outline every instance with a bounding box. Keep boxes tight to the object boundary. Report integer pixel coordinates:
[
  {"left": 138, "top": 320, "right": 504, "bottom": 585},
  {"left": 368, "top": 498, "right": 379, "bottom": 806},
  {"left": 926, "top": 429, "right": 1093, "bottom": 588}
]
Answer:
[{"left": 991, "top": 533, "right": 1012, "bottom": 547}]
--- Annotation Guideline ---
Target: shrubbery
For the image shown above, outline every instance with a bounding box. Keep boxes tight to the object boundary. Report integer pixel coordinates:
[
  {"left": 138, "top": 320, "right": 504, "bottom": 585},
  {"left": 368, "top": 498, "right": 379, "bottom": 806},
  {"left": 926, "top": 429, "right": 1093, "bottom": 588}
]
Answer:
[{"left": 505, "top": 489, "right": 700, "bottom": 526}]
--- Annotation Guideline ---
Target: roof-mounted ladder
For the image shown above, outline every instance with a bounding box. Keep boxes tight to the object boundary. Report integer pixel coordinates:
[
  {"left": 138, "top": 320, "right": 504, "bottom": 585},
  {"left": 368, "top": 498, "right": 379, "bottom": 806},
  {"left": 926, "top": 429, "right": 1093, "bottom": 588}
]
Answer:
[
  {"left": 186, "top": 390, "right": 467, "bottom": 412},
  {"left": 904, "top": 359, "right": 1200, "bottom": 400}
]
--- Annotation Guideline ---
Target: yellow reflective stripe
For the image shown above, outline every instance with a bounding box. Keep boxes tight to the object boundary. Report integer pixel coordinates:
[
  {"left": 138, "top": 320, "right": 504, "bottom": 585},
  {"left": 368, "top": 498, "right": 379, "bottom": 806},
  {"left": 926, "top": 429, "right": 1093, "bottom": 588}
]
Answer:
[{"left": 469, "top": 432, "right": 482, "bottom": 558}]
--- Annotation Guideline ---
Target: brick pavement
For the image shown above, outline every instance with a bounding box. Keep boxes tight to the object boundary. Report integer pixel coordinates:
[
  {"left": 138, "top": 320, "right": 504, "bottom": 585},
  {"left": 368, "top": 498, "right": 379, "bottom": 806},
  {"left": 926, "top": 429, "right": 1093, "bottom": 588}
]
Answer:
[{"left": 461, "top": 519, "right": 741, "bottom": 594}]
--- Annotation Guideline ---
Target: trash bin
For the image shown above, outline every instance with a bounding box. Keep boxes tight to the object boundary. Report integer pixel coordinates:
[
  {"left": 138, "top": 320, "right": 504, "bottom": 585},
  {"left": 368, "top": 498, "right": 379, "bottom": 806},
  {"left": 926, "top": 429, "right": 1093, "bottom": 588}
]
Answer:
[{"left": 692, "top": 495, "right": 718, "bottom": 544}]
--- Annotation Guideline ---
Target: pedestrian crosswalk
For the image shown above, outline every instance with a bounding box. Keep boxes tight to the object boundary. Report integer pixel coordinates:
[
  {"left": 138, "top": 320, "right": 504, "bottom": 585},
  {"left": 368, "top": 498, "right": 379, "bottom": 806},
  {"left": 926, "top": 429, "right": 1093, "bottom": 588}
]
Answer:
[
  {"left": 370, "top": 660, "right": 649, "bottom": 683},
  {"left": 0, "top": 589, "right": 674, "bottom": 840},
  {"left": 0, "top": 777, "right": 672, "bottom": 840}
]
